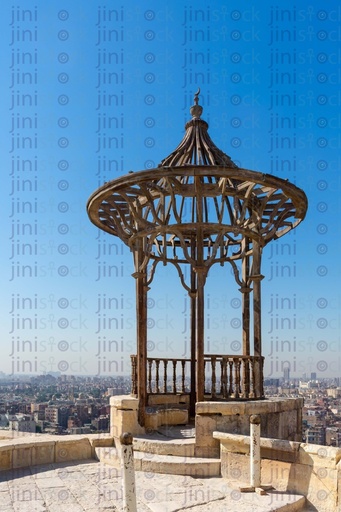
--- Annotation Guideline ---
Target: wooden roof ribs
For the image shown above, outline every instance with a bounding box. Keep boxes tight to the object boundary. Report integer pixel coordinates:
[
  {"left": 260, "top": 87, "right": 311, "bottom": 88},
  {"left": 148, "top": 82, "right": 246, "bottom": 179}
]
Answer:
[{"left": 87, "top": 92, "right": 308, "bottom": 275}]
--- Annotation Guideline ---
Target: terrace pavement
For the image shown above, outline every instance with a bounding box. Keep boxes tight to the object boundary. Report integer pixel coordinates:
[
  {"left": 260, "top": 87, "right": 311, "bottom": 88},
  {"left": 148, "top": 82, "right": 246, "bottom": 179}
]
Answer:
[{"left": 0, "top": 458, "right": 307, "bottom": 512}]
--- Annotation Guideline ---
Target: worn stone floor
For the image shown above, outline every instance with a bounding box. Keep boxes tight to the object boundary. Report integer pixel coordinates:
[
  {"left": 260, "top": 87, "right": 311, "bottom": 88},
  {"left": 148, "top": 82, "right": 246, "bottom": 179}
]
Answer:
[{"left": 0, "top": 459, "right": 306, "bottom": 512}]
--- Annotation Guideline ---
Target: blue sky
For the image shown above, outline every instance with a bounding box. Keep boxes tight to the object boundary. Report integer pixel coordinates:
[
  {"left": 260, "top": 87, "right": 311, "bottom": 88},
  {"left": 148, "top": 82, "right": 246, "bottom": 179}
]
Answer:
[{"left": 0, "top": 0, "right": 340, "bottom": 378}]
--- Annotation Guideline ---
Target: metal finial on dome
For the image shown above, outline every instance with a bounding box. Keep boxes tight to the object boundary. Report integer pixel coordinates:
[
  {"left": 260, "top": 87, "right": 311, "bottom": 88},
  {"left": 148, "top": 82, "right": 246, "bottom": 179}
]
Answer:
[
  {"left": 190, "top": 88, "right": 203, "bottom": 119},
  {"left": 159, "top": 89, "right": 238, "bottom": 167}
]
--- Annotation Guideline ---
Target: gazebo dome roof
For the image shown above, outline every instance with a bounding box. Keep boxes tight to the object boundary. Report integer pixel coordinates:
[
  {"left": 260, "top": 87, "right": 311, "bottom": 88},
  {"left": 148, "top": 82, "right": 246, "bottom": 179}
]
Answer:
[
  {"left": 159, "top": 89, "right": 238, "bottom": 168},
  {"left": 87, "top": 92, "right": 307, "bottom": 280}
]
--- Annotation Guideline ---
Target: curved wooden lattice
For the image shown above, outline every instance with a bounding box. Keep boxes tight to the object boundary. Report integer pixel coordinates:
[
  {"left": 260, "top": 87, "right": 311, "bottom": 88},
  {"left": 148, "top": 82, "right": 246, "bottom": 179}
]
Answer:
[
  {"left": 87, "top": 166, "right": 307, "bottom": 269},
  {"left": 88, "top": 90, "right": 307, "bottom": 282}
]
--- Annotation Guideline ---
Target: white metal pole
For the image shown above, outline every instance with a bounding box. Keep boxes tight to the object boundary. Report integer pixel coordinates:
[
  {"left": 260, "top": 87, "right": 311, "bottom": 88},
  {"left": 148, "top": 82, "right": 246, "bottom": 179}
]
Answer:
[
  {"left": 120, "top": 432, "right": 137, "bottom": 512},
  {"left": 250, "top": 414, "right": 261, "bottom": 488}
]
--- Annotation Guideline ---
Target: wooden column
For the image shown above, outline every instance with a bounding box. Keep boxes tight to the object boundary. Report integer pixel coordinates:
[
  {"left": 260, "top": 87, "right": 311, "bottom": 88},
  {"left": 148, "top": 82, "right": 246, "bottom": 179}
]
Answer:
[
  {"left": 239, "top": 238, "right": 252, "bottom": 398},
  {"left": 241, "top": 238, "right": 251, "bottom": 357},
  {"left": 252, "top": 240, "right": 263, "bottom": 358},
  {"left": 252, "top": 240, "right": 264, "bottom": 398},
  {"left": 190, "top": 266, "right": 197, "bottom": 418},
  {"left": 196, "top": 269, "right": 206, "bottom": 402},
  {"left": 133, "top": 245, "right": 148, "bottom": 426},
  {"left": 194, "top": 177, "right": 205, "bottom": 403}
]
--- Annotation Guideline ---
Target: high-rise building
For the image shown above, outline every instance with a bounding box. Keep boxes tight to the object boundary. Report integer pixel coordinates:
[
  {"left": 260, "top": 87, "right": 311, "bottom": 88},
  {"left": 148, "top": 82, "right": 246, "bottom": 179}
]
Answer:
[{"left": 283, "top": 367, "right": 290, "bottom": 382}]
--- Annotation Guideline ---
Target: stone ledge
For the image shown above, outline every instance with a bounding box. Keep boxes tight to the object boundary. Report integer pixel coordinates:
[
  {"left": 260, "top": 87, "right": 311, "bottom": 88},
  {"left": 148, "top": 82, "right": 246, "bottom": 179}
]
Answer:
[
  {"left": 0, "top": 433, "right": 113, "bottom": 471},
  {"left": 110, "top": 395, "right": 139, "bottom": 410},
  {"left": 298, "top": 442, "right": 341, "bottom": 468},
  {"left": 133, "top": 436, "right": 195, "bottom": 457},
  {"left": 213, "top": 431, "right": 300, "bottom": 463},
  {"left": 196, "top": 398, "right": 303, "bottom": 415}
]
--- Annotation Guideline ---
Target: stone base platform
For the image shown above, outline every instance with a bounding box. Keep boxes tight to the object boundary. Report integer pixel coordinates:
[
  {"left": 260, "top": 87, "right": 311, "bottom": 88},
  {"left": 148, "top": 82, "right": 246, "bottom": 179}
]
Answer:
[
  {"left": 97, "top": 424, "right": 221, "bottom": 477},
  {"left": 96, "top": 446, "right": 221, "bottom": 477},
  {"left": 195, "top": 397, "right": 303, "bottom": 458}
]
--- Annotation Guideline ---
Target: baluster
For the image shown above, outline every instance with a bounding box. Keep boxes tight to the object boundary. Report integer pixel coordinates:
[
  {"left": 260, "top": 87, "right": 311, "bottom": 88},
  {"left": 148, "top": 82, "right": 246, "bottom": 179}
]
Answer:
[
  {"left": 222, "top": 358, "right": 228, "bottom": 398},
  {"left": 242, "top": 357, "right": 250, "bottom": 398},
  {"left": 253, "top": 357, "right": 261, "bottom": 399},
  {"left": 237, "top": 358, "right": 242, "bottom": 396},
  {"left": 228, "top": 359, "right": 233, "bottom": 396},
  {"left": 260, "top": 357, "right": 265, "bottom": 398},
  {"left": 155, "top": 359, "right": 160, "bottom": 393},
  {"left": 233, "top": 358, "right": 239, "bottom": 399},
  {"left": 250, "top": 358, "right": 255, "bottom": 398},
  {"left": 163, "top": 359, "right": 168, "bottom": 393},
  {"left": 130, "top": 355, "right": 137, "bottom": 395},
  {"left": 253, "top": 357, "right": 260, "bottom": 399},
  {"left": 220, "top": 359, "right": 224, "bottom": 396},
  {"left": 253, "top": 358, "right": 259, "bottom": 398},
  {"left": 172, "top": 360, "right": 177, "bottom": 394},
  {"left": 211, "top": 356, "right": 216, "bottom": 399},
  {"left": 204, "top": 359, "right": 207, "bottom": 394},
  {"left": 181, "top": 360, "right": 186, "bottom": 393},
  {"left": 148, "top": 359, "right": 153, "bottom": 394}
]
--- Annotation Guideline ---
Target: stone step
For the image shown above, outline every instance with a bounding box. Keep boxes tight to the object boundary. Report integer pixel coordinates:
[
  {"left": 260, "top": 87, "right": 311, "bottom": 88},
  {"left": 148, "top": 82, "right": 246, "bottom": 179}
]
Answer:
[
  {"left": 95, "top": 446, "right": 220, "bottom": 477},
  {"left": 133, "top": 434, "right": 195, "bottom": 457}
]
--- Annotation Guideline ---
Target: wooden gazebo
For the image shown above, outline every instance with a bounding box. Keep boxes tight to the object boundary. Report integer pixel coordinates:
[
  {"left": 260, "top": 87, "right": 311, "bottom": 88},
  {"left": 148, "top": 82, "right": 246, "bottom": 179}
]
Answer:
[{"left": 87, "top": 91, "right": 308, "bottom": 426}]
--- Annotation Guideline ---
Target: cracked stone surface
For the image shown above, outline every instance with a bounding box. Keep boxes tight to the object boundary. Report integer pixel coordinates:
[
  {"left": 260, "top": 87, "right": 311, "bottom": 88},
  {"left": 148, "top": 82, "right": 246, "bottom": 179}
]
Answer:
[{"left": 0, "top": 459, "right": 305, "bottom": 511}]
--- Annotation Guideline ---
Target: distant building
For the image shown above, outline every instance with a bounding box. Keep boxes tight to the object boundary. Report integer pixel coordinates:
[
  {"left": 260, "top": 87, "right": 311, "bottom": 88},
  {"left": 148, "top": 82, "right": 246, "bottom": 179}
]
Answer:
[
  {"left": 68, "top": 426, "right": 91, "bottom": 435},
  {"left": 300, "top": 380, "right": 318, "bottom": 390},
  {"left": 0, "top": 414, "right": 9, "bottom": 428},
  {"left": 264, "top": 378, "right": 279, "bottom": 387},
  {"left": 45, "top": 406, "right": 69, "bottom": 428},
  {"left": 283, "top": 367, "right": 290, "bottom": 381},
  {"left": 67, "top": 415, "right": 82, "bottom": 430},
  {"left": 45, "top": 406, "right": 59, "bottom": 424},
  {"left": 33, "top": 410, "right": 45, "bottom": 422},
  {"left": 31, "top": 403, "right": 47, "bottom": 414},
  {"left": 306, "top": 426, "right": 326, "bottom": 445},
  {"left": 9, "top": 414, "right": 36, "bottom": 433},
  {"left": 311, "top": 372, "right": 317, "bottom": 380},
  {"left": 327, "top": 388, "right": 341, "bottom": 398},
  {"left": 326, "top": 427, "right": 341, "bottom": 447},
  {"left": 91, "top": 415, "right": 109, "bottom": 432}
]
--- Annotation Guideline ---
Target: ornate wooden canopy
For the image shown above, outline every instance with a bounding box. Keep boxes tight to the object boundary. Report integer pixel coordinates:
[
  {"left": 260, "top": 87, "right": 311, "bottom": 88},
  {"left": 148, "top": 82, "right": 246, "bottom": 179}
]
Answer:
[{"left": 87, "top": 90, "right": 308, "bottom": 424}]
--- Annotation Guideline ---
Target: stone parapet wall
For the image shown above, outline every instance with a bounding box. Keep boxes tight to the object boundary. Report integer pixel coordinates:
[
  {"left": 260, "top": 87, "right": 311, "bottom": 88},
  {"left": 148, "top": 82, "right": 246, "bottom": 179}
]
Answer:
[
  {"left": 195, "top": 398, "right": 303, "bottom": 458},
  {"left": 110, "top": 395, "right": 188, "bottom": 435},
  {"left": 0, "top": 433, "right": 113, "bottom": 471},
  {"left": 214, "top": 431, "right": 341, "bottom": 512}
]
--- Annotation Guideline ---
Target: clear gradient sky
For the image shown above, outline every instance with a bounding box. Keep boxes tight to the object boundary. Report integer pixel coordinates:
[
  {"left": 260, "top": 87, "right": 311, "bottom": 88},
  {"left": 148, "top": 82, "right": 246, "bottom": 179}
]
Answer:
[{"left": 0, "top": 1, "right": 340, "bottom": 378}]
